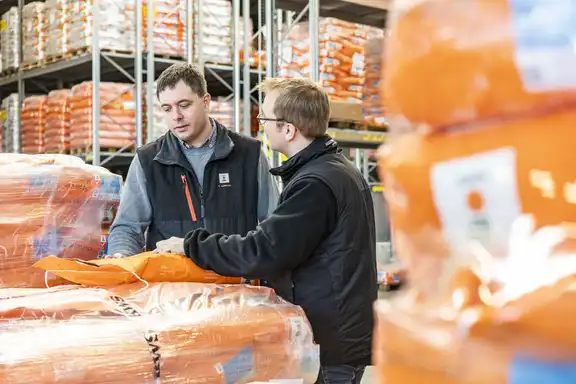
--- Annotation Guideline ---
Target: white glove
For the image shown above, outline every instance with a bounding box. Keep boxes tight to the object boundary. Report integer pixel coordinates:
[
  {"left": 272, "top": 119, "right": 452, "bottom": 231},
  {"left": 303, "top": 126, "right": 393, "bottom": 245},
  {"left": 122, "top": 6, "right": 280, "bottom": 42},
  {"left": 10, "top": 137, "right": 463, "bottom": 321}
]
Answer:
[{"left": 154, "top": 237, "right": 185, "bottom": 255}]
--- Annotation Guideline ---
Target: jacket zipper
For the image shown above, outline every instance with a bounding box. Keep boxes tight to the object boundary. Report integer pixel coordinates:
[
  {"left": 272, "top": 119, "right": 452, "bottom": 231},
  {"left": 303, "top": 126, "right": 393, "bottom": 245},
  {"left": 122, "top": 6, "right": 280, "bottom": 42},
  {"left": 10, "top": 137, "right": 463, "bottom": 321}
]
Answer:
[{"left": 180, "top": 174, "right": 197, "bottom": 222}]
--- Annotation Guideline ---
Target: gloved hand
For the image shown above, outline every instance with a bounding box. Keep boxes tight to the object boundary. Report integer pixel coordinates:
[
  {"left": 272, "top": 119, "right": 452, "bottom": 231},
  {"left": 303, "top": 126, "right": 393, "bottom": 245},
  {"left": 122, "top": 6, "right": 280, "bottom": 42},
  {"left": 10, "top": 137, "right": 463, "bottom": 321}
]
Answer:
[{"left": 154, "top": 236, "right": 185, "bottom": 255}]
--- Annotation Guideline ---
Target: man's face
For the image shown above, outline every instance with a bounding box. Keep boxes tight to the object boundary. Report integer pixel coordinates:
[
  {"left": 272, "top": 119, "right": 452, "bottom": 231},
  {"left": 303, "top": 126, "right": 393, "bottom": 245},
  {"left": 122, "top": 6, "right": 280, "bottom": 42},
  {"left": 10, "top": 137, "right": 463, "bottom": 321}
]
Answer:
[
  {"left": 159, "top": 80, "right": 210, "bottom": 144},
  {"left": 261, "top": 91, "right": 287, "bottom": 153}
]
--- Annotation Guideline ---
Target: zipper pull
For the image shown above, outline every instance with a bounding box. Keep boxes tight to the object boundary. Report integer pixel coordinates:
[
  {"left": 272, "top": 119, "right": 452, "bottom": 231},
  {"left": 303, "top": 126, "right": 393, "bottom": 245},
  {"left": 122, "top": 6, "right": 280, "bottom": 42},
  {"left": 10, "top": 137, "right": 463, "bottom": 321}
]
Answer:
[
  {"left": 181, "top": 175, "right": 187, "bottom": 185},
  {"left": 200, "top": 191, "right": 205, "bottom": 219}
]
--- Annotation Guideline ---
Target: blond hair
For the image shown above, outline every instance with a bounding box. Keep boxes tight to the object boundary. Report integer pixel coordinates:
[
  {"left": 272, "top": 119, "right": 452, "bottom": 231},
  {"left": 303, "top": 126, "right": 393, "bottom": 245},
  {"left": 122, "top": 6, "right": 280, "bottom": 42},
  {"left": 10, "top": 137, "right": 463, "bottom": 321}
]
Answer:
[{"left": 260, "top": 77, "right": 330, "bottom": 138}]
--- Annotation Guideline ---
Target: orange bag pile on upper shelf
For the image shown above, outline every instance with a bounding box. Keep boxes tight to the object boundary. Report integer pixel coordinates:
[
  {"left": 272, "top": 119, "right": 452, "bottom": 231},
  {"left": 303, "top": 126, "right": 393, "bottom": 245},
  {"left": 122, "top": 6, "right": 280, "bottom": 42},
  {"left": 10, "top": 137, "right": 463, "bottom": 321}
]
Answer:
[
  {"left": 279, "top": 18, "right": 383, "bottom": 104},
  {"left": 0, "top": 154, "right": 122, "bottom": 288},
  {"left": 362, "top": 36, "right": 386, "bottom": 127},
  {"left": 0, "top": 282, "right": 320, "bottom": 383},
  {"left": 376, "top": 0, "right": 576, "bottom": 382}
]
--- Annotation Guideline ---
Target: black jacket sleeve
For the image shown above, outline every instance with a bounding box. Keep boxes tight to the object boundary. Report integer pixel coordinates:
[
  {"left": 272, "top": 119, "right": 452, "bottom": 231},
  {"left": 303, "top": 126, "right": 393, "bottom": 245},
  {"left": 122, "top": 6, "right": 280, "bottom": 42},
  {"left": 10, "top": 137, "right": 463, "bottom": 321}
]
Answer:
[{"left": 184, "top": 177, "right": 337, "bottom": 279}]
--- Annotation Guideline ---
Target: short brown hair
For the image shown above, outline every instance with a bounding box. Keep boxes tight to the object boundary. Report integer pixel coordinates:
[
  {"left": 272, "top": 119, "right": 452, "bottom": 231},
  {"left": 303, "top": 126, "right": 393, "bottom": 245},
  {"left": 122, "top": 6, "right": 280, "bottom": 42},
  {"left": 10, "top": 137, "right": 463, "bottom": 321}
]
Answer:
[
  {"left": 156, "top": 63, "right": 207, "bottom": 98},
  {"left": 260, "top": 77, "right": 330, "bottom": 138}
]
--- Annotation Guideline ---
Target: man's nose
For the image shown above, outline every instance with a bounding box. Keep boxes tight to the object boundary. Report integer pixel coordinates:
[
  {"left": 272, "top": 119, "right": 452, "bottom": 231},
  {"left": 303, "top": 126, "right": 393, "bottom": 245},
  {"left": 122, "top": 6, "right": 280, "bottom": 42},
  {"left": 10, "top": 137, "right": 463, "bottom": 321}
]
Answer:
[{"left": 172, "top": 108, "right": 183, "bottom": 121}]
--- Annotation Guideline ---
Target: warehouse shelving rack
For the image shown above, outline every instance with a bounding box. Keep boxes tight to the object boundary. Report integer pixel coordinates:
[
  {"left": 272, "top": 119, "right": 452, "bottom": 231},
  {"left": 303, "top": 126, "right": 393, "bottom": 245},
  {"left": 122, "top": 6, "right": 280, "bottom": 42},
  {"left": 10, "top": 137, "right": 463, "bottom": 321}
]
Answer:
[
  {"left": 255, "top": 0, "right": 388, "bottom": 184},
  {"left": 0, "top": 0, "right": 388, "bottom": 178},
  {"left": 0, "top": 0, "right": 264, "bottom": 169}
]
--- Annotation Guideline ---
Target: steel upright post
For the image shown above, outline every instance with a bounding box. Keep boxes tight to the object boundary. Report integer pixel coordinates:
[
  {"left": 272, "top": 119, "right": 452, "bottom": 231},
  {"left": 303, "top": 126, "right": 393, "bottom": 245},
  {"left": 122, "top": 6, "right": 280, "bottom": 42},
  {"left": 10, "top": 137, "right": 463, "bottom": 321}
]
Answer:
[
  {"left": 135, "top": 0, "right": 144, "bottom": 148},
  {"left": 91, "top": 0, "right": 101, "bottom": 165}
]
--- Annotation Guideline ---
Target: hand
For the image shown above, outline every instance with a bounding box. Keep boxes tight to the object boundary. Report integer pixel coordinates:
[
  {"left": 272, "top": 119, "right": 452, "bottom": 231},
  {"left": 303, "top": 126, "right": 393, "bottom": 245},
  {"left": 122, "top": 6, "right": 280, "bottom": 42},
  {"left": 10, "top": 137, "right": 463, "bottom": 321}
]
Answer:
[{"left": 154, "top": 237, "right": 185, "bottom": 255}]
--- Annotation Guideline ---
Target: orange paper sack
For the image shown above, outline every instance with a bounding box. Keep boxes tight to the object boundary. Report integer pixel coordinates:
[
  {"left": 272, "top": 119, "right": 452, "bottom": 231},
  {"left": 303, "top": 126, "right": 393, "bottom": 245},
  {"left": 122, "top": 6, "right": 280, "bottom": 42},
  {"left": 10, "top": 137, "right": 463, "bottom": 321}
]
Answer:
[{"left": 33, "top": 251, "right": 243, "bottom": 286}]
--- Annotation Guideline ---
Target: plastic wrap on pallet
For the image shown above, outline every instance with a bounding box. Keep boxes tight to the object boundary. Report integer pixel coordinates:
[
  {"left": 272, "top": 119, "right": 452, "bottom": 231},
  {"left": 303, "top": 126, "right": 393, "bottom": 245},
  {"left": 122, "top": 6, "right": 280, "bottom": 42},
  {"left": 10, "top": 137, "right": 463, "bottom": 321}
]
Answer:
[
  {"left": 143, "top": 0, "right": 187, "bottom": 58},
  {"left": 0, "top": 282, "right": 320, "bottom": 383},
  {"left": 70, "top": 0, "right": 136, "bottom": 52},
  {"left": 69, "top": 81, "right": 136, "bottom": 151},
  {"left": 44, "top": 89, "right": 72, "bottom": 153},
  {"left": 45, "top": 0, "right": 72, "bottom": 57},
  {"left": 1, "top": 94, "right": 20, "bottom": 153},
  {"left": 1, "top": 7, "right": 20, "bottom": 71},
  {"left": 22, "top": 2, "right": 48, "bottom": 65},
  {"left": 362, "top": 37, "right": 386, "bottom": 127},
  {"left": 21, "top": 96, "right": 48, "bottom": 154},
  {"left": 0, "top": 153, "right": 122, "bottom": 288},
  {"left": 279, "top": 18, "right": 383, "bottom": 104}
]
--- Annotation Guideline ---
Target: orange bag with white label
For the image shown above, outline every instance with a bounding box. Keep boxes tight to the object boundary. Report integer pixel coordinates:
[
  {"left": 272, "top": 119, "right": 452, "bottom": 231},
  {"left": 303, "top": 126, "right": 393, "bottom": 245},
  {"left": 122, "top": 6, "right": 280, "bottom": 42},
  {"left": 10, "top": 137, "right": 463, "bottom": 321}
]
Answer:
[
  {"left": 378, "top": 108, "right": 576, "bottom": 295},
  {"left": 33, "top": 252, "right": 243, "bottom": 286},
  {"left": 384, "top": 0, "right": 576, "bottom": 131}
]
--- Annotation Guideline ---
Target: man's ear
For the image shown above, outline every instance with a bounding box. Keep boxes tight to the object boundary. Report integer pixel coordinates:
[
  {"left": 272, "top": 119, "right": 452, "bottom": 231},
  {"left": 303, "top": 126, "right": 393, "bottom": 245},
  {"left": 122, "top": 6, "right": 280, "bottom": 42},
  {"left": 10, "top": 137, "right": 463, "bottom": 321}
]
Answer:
[
  {"left": 203, "top": 93, "right": 212, "bottom": 109},
  {"left": 286, "top": 123, "right": 297, "bottom": 141}
]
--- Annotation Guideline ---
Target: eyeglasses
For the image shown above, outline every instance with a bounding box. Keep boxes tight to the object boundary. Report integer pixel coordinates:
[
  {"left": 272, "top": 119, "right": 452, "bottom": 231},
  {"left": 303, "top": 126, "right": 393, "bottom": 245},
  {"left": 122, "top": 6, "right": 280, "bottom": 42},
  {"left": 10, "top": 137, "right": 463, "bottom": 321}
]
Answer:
[{"left": 257, "top": 115, "right": 288, "bottom": 126}]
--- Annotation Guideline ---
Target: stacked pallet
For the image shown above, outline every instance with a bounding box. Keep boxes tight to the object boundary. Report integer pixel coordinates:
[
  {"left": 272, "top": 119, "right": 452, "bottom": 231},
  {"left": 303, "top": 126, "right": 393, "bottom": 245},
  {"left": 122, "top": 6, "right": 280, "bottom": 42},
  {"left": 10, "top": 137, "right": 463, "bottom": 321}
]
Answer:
[
  {"left": 70, "top": 0, "right": 136, "bottom": 52},
  {"left": 22, "top": 2, "right": 48, "bottom": 66},
  {"left": 0, "top": 7, "right": 19, "bottom": 72},
  {"left": 362, "top": 37, "right": 386, "bottom": 127},
  {"left": 21, "top": 96, "right": 48, "bottom": 154},
  {"left": 279, "top": 18, "right": 383, "bottom": 104},
  {"left": 143, "top": 0, "right": 187, "bottom": 57},
  {"left": 69, "top": 82, "right": 137, "bottom": 151},
  {"left": 1, "top": 94, "right": 20, "bottom": 153},
  {"left": 44, "top": 0, "right": 72, "bottom": 57},
  {"left": 44, "top": 89, "right": 72, "bottom": 153}
]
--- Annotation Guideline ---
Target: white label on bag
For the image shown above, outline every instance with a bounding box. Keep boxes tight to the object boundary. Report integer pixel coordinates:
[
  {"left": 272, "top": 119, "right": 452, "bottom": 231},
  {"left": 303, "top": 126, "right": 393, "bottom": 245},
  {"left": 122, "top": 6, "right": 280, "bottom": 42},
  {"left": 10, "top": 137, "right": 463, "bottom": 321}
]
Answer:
[
  {"left": 510, "top": 0, "right": 576, "bottom": 92},
  {"left": 430, "top": 148, "right": 521, "bottom": 257}
]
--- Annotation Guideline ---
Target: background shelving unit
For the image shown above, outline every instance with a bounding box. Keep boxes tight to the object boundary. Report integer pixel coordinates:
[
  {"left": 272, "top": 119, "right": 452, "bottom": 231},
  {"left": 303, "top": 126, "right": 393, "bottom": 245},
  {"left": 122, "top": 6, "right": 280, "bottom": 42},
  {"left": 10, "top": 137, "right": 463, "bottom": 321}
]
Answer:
[{"left": 0, "top": 0, "right": 388, "bottom": 184}]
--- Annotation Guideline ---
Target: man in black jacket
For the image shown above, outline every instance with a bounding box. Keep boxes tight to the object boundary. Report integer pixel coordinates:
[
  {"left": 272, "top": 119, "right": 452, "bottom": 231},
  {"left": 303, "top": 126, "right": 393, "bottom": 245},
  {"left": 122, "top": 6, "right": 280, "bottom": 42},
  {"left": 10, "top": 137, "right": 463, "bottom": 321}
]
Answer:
[{"left": 156, "top": 77, "right": 378, "bottom": 384}]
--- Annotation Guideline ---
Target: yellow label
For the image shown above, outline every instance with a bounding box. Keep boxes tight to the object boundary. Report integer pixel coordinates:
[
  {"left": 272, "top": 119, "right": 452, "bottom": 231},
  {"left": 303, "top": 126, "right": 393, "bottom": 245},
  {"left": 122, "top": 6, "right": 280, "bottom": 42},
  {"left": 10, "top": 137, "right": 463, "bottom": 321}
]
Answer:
[
  {"left": 0, "top": 20, "right": 6, "bottom": 31},
  {"left": 371, "top": 185, "right": 384, "bottom": 193},
  {"left": 0, "top": 110, "right": 6, "bottom": 120},
  {"left": 142, "top": 6, "right": 157, "bottom": 18},
  {"left": 327, "top": 129, "right": 386, "bottom": 144}
]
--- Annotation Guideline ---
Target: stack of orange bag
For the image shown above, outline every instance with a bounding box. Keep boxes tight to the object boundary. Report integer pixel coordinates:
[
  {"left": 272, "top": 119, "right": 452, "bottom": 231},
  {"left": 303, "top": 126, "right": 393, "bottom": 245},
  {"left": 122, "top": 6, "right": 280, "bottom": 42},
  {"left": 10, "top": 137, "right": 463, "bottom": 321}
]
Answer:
[
  {"left": 44, "top": 89, "right": 72, "bottom": 153},
  {"left": 0, "top": 281, "right": 320, "bottom": 383},
  {"left": 69, "top": 81, "right": 137, "bottom": 151},
  {"left": 0, "top": 154, "right": 122, "bottom": 288},
  {"left": 143, "top": 0, "right": 187, "bottom": 58},
  {"left": 362, "top": 37, "right": 386, "bottom": 128},
  {"left": 375, "top": 0, "right": 576, "bottom": 382},
  {"left": 20, "top": 96, "right": 48, "bottom": 154},
  {"left": 280, "top": 18, "right": 383, "bottom": 103}
]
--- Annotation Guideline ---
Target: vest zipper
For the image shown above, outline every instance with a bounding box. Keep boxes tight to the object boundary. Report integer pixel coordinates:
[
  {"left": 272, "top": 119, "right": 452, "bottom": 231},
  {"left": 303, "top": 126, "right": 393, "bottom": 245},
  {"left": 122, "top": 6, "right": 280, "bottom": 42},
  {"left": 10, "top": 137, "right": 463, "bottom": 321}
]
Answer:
[
  {"left": 180, "top": 174, "right": 197, "bottom": 222},
  {"left": 200, "top": 191, "right": 205, "bottom": 220}
]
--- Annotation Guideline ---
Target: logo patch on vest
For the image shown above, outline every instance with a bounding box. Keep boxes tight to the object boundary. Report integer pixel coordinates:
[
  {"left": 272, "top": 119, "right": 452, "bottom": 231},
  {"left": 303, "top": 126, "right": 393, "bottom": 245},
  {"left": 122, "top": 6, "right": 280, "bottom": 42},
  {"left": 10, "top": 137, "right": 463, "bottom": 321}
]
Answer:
[{"left": 219, "top": 173, "right": 231, "bottom": 187}]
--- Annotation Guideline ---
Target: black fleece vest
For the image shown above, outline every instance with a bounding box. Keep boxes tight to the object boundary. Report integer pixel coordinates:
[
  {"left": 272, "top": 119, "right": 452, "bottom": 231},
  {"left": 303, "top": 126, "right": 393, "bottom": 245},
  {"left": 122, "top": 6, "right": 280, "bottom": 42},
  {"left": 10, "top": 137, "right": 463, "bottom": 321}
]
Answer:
[{"left": 137, "top": 126, "right": 261, "bottom": 250}]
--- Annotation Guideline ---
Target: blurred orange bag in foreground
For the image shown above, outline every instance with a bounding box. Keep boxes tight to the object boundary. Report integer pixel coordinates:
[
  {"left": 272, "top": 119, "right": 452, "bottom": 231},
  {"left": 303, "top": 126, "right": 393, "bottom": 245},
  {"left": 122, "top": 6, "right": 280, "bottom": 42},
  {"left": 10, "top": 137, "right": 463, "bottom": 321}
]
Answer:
[
  {"left": 384, "top": 0, "right": 576, "bottom": 131},
  {"left": 0, "top": 154, "right": 122, "bottom": 288},
  {"left": 378, "top": 109, "right": 576, "bottom": 294},
  {"left": 0, "top": 282, "right": 320, "bottom": 383},
  {"left": 33, "top": 252, "right": 243, "bottom": 286},
  {"left": 373, "top": 249, "right": 576, "bottom": 383}
]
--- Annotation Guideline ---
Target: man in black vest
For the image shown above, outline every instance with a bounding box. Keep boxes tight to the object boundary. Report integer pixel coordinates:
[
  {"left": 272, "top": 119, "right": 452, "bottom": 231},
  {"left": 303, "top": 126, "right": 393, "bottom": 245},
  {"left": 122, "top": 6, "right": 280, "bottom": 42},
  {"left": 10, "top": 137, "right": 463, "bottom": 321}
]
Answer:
[
  {"left": 156, "top": 77, "right": 378, "bottom": 384},
  {"left": 106, "top": 63, "right": 279, "bottom": 257}
]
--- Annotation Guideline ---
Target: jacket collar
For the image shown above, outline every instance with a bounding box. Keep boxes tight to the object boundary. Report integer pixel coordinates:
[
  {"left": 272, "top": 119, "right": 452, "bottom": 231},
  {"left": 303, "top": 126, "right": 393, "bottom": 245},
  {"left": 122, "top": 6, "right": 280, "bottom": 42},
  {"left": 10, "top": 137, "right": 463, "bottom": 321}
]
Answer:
[
  {"left": 153, "top": 119, "right": 235, "bottom": 171},
  {"left": 270, "top": 135, "right": 339, "bottom": 183}
]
